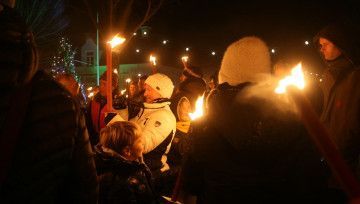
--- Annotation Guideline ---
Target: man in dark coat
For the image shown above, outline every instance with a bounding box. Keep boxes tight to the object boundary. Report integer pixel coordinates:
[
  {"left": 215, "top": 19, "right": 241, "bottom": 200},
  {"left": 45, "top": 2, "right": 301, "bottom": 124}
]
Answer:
[
  {"left": 181, "top": 36, "right": 329, "bottom": 203},
  {"left": 0, "top": 2, "right": 98, "bottom": 203},
  {"left": 168, "top": 64, "right": 207, "bottom": 167},
  {"left": 314, "top": 22, "right": 360, "bottom": 193}
]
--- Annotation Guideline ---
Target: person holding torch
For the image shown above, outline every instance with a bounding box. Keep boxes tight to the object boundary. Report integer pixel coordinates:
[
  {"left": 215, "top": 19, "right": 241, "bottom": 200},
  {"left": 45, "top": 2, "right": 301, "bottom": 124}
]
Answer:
[
  {"left": 314, "top": 22, "right": 360, "bottom": 201},
  {"left": 181, "top": 36, "right": 329, "bottom": 203}
]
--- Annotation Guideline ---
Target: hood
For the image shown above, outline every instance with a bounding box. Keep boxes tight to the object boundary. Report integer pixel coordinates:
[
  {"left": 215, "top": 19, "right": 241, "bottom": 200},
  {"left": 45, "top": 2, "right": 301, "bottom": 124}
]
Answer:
[
  {"left": 95, "top": 144, "right": 145, "bottom": 174},
  {"left": 218, "top": 36, "right": 271, "bottom": 86},
  {"left": 314, "top": 22, "right": 360, "bottom": 66},
  {"left": 0, "top": 4, "right": 38, "bottom": 87}
]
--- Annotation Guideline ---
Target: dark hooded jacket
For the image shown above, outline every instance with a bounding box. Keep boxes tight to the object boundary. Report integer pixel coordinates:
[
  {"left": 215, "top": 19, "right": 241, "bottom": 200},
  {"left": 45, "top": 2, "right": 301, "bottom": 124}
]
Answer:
[
  {"left": 182, "top": 83, "right": 329, "bottom": 203},
  {"left": 0, "top": 5, "right": 98, "bottom": 203},
  {"left": 95, "top": 145, "right": 159, "bottom": 204},
  {"left": 182, "top": 37, "right": 329, "bottom": 203},
  {"left": 314, "top": 23, "right": 360, "bottom": 177}
]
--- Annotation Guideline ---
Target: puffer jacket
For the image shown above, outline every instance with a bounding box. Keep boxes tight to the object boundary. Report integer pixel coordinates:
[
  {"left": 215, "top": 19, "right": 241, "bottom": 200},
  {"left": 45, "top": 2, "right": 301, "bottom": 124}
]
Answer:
[
  {"left": 131, "top": 100, "right": 176, "bottom": 174},
  {"left": 95, "top": 145, "right": 159, "bottom": 204},
  {"left": 0, "top": 5, "right": 98, "bottom": 203},
  {"left": 182, "top": 83, "right": 329, "bottom": 203}
]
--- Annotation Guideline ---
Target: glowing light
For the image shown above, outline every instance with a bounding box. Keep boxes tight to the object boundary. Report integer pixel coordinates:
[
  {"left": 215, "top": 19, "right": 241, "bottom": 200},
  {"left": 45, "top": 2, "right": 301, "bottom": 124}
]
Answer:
[
  {"left": 162, "top": 40, "right": 168, "bottom": 45},
  {"left": 136, "top": 49, "right": 140, "bottom": 53},
  {"left": 107, "top": 34, "right": 126, "bottom": 48},
  {"left": 88, "top": 92, "right": 94, "bottom": 98},
  {"left": 181, "top": 55, "right": 189, "bottom": 63},
  {"left": 305, "top": 40, "right": 309, "bottom": 45},
  {"left": 275, "top": 63, "right": 306, "bottom": 94},
  {"left": 189, "top": 95, "right": 205, "bottom": 120},
  {"left": 143, "top": 31, "right": 147, "bottom": 35},
  {"left": 211, "top": 51, "right": 216, "bottom": 56},
  {"left": 87, "top": 87, "right": 93, "bottom": 91},
  {"left": 113, "top": 69, "right": 118, "bottom": 74},
  {"left": 149, "top": 54, "right": 157, "bottom": 66},
  {"left": 185, "top": 47, "right": 190, "bottom": 52},
  {"left": 133, "top": 32, "right": 137, "bottom": 36},
  {"left": 138, "top": 73, "right": 142, "bottom": 77},
  {"left": 121, "top": 89, "right": 126, "bottom": 95},
  {"left": 271, "top": 49, "right": 276, "bottom": 54},
  {"left": 125, "top": 78, "right": 131, "bottom": 83}
]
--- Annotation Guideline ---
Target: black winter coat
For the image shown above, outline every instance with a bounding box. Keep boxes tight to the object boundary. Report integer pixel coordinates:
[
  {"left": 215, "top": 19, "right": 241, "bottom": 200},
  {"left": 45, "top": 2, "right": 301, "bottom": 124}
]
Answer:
[
  {"left": 95, "top": 145, "right": 159, "bottom": 204},
  {"left": 182, "top": 83, "right": 329, "bottom": 203}
]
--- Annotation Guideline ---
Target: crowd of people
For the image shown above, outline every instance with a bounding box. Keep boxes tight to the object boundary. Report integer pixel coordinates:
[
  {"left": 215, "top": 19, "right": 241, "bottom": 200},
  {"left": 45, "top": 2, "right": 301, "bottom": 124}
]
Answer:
[{"left": 2, "top": 0, "right": 360, "bottom": 203}]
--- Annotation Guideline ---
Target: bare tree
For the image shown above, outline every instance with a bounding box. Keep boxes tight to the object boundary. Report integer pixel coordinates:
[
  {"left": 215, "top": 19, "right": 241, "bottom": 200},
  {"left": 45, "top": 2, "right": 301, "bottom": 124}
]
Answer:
[
  {"left": 81, "top": 0, "right": 164, "bottom": 48},
  {"left": 15, "top": 0, "right": 68, "bottom": 47}
]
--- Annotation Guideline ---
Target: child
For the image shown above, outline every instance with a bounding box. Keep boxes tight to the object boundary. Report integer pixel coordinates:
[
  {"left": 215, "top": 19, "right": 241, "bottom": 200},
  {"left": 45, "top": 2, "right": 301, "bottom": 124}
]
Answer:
[{"left": 95, "top": 121, "right": 159, "bottom": 203}]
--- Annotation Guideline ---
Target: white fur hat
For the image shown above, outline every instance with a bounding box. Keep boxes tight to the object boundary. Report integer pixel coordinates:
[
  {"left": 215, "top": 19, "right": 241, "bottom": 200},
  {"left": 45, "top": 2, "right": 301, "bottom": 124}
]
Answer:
[
  {"left": 218, "top": 36, "right": 271, "bottom": 86},
  {"left": 145, "top": 73, "right": 174, "bottom": 99}
]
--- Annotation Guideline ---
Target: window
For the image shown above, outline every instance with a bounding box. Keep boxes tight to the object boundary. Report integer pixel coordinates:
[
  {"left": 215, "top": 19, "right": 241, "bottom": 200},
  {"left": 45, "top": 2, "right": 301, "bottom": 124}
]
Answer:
[{"left": 86, "top": 51, "right": 94, "bottom": 66}]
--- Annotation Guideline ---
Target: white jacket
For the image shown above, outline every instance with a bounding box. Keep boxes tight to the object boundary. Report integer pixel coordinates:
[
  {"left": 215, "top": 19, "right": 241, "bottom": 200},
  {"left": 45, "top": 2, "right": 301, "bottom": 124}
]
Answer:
[{"left": 131, "top": 101, "right": 176, "bottom": 171}]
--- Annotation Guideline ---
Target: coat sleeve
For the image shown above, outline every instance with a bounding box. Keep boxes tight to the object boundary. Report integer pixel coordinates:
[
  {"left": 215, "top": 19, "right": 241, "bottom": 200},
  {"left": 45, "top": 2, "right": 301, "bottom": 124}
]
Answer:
[
  {"left": 142, "top": 110, "right": 176, "bottom": 153},
  {"left": 71, "top": 108, "right": 99, "bottom": 203}
]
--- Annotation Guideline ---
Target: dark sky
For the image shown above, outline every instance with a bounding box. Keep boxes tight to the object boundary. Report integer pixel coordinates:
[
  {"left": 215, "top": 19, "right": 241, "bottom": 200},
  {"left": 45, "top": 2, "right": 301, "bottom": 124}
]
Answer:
[{"left": 67, "top": 0, "right": 360, "bottom": 75}]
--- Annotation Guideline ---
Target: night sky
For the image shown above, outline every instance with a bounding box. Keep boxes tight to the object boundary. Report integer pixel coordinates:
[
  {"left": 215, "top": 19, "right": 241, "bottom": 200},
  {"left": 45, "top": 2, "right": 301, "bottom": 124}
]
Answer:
[{"left": 66, "top": 0, "right": 360, "bottom": 76}]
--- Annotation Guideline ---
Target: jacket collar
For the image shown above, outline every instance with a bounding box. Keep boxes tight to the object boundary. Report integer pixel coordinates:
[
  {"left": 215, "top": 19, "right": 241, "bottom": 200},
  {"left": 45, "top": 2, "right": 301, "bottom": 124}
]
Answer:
[
  {"left": 325, "top": 55, "right": 355, "bottom": 82},
  {"left": 143, "top": 100, "right": 171, "bottom": 109}
]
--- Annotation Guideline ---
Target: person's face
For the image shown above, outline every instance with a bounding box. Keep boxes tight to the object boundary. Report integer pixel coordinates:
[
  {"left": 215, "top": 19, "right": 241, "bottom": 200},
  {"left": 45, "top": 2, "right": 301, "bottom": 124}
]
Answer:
[
  {"left": 319, "top": 37, "right": 342, "bottom": 61},
  {"left": 144, "top": 84, "right": 162, "bottom": 103},
  {"left": 180, "top": 74, "right": 187, "bottom": 82},
  {"left": 99, "top": 79, "right": 107, "bottom": 96},
  {"left": 208, "top": 79, "right": 216, "bottom": 90},
  {"left": 129, "top": 84, "right": 136, "bottom": 96},
  {"left": 129, "top": 134, "right": 144, "bottom": 160}
]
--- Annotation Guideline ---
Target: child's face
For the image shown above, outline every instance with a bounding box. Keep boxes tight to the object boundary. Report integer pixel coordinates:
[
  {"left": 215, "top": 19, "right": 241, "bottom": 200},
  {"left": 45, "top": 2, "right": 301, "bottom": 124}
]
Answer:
[{"left": 130, "top": 134, "right": 144, "bottom": 160}]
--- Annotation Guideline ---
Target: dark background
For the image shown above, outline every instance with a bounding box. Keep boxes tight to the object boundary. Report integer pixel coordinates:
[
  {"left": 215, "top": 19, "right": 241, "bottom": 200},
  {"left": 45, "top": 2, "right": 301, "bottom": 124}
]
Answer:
[{"left": 63, "top": 0, "right": 360, "bottom": 76}]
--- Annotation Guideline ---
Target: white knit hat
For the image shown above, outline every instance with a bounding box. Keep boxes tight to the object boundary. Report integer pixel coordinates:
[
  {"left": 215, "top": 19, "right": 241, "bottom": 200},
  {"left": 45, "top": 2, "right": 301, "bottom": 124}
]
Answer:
[
  {"left": 145, "top": 73, "right": 174, "bottom": 99},
  {"left": 218, "top": 36, "right": 271, "bottom": 86}
]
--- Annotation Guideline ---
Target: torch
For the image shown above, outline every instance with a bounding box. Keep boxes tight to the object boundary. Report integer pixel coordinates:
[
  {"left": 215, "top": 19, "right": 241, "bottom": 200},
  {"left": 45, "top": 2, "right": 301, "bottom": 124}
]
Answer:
[
  {"left": 181, "top": 55, "right": 189, "bottom": 68},
  {"left": 275, "top": 63, "right": 360, "bottom": 200},
  {"left": 149, "top": 54, "right": 157, "bottom": 74},
  {"left": 106, "top": 34, "right": 125, "bottom": 111}
]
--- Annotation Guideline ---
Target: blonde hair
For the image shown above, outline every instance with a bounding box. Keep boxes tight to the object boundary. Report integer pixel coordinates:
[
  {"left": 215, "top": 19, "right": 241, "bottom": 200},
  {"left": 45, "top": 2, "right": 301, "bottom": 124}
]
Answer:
[{"left": 99, "top": 121, "right": 141, "bottom": 154}]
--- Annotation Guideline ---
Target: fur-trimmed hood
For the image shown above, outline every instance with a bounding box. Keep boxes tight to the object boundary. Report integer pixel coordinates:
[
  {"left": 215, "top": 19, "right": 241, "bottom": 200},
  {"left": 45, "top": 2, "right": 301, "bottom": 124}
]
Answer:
[{"left": 218, "top": 36, "right": 271, "bottom": 86}]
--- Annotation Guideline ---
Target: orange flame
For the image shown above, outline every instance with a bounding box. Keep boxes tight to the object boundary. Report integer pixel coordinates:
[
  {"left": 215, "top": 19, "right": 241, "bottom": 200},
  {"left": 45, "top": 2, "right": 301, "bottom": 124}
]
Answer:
[
  {"left": 189, "top": 95, "right": 205, "bottom": 120},
  {"left": 275, "top": 63, "right": 306, "bottom": 94},
  {"left": 149, "top": 55, "right": 157, "bottom": 66},
  {"left": 107, "top": 34, "right": 126, "bottom": 48}
]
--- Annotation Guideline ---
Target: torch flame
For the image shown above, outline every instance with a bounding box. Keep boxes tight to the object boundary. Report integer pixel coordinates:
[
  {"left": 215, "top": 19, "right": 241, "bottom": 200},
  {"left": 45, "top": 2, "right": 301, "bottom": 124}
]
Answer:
[
  {"left": 189, "top": 95, "right": 205, "bottom": 120},
  {"left": 121, "top": 89, "right": 126, "bottom": 95},
  {"left": 107, "top": 34, "right": 126, "bottom": 49},
  {"left": 149, "top": 55, "right": 157, "bottom": 66},
  {"left": 181, "top": 55, "right": 189, "bottom": 63},
  {"left": 275, "top": 63, "right": 306, "bottom": 94}
]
